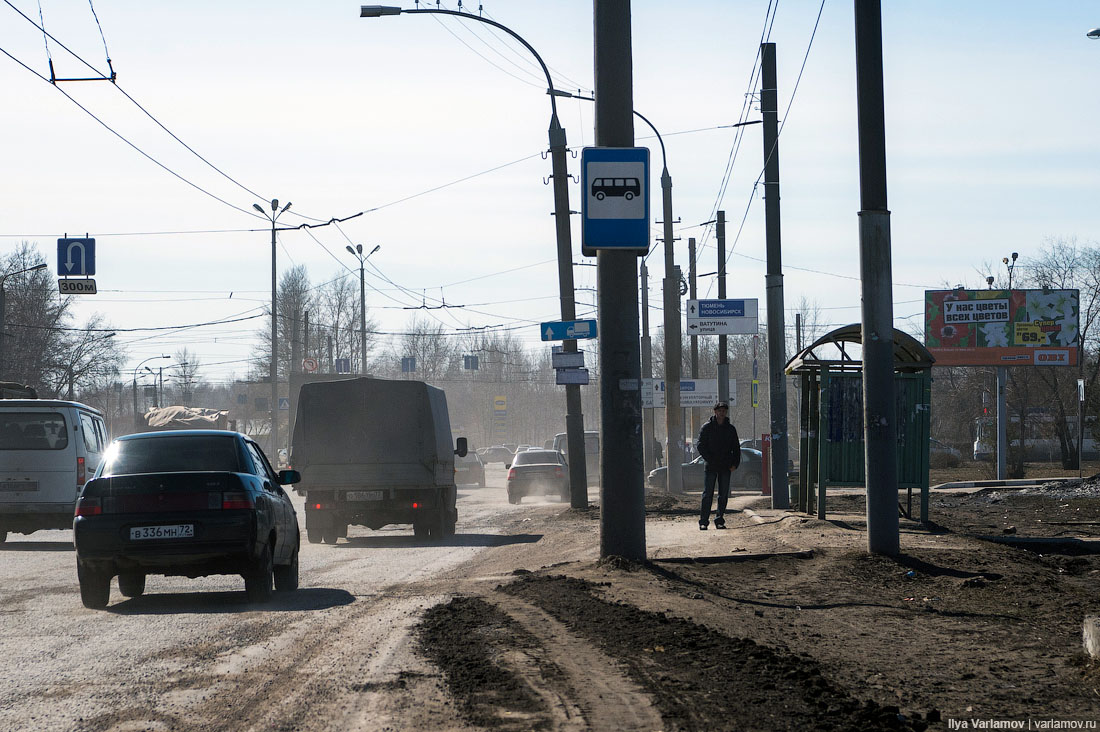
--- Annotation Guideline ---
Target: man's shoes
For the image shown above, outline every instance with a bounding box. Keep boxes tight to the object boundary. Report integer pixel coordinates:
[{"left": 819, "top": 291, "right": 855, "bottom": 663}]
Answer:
[
  {"left": 699, "top": 522, "right": 708, "bottom": 531},
  {"left": 715, "top": 519, "right": 727, "bottom": 530}
]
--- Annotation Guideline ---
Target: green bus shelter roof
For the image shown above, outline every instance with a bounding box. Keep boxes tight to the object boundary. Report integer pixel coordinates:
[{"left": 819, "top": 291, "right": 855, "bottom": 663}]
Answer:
[{"left": 785, "top": 324, "right": 935, "bottom": 375}]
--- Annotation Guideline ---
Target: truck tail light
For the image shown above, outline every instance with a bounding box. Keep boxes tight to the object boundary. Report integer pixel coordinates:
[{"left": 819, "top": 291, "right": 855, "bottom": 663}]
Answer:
[
  {"left": 75, "top": 496, "right": 101, "bottom": 517},
  {"left": 77, "top": 457, "right": 86, "bottom": 486},
  {"left": 412, "top": 502, "right": 420, "bottom": 509},
  {"left": 221, "top": 492, "right": 255, "bottom": 510}
]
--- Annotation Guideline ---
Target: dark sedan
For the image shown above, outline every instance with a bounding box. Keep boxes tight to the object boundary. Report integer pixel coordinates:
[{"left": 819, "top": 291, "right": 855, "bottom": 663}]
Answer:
[
  {"left": 73, "top": 430, "right": 301, "bottom": 609},
  {"left": 455, "top": 451, "right": 486, "bottom": 488},
  {"left": 646, "top": 448, "right": 764, "bottom": 493},
  {"left": 507, "top": 449, "right": 568, "bottom": 504}
]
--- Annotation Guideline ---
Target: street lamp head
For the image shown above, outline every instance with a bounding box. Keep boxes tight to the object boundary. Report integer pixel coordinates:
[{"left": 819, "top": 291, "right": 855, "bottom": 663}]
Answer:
[
  {"left": 356, "top": 243, "right": 364, "bottom": 254},
  {"left": 280, "top": 201, "right": 292, "bottom": 214},
  {"left": 1088, "top": 28, "right": 1100, "bottom": 39},
  {"left": 271, "top": 199, "right": 279, "bottom": 212},
  {"left": 346, "top": 245, "right": 356, "bottom": 256},
  {"left": 1011, "top": 252, "right": 1018, "bottom": 262},
  {"left": 253, "top": 203, "right": 265, "bottom": 214},
  {"left": 986, "top": 276, "right": 995, "bottom": 289},
  {"left": 360, "top": 5, "right": 402, "bottom": 17},
  {"left": 369, "top": 245, "right": 380, "bottom": 256}
]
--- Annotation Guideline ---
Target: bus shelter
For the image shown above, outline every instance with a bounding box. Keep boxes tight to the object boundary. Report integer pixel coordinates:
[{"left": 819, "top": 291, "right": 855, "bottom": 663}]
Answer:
[{"left": 785, "top": 324, "right": 935, "bottom": 523}]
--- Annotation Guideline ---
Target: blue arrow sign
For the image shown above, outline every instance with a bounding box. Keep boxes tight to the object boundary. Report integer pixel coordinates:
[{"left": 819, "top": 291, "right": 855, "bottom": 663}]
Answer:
[
  {"left": 540, "top": 319, "right": 598, "bottom": 341},
  {"left": 57, "top": 237, "right": 95, "bottom": 276}
]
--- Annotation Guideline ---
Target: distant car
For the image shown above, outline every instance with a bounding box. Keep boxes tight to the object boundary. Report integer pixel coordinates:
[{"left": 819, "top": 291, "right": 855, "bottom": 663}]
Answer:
[
  {"left": 507, "top": 450, "right": 568, "bottom": 504},
  {"left": 72, "top": 430, "right": 301, "bottom": 609},
  {"left": 482, "top": 446, "right": 515, "bottom": 465},
  {"left": 646, "top": 448, "right": 764, "bottom": 493},
  {"left": 515, "top": 444, "right": 534, "bottom": 453},
  {"left": 455, "top": 451, "right": 486, "bottom": 488}
]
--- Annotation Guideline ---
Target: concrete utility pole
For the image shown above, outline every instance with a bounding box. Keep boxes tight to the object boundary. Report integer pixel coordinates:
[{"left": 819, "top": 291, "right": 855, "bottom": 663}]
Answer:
[
  {"left": 689, "top": 237, "right": 699, "bottom": 443},
  {"left": 716, "top": 211, "right": 729, "bottom": 406},
  {"left": 595, "top": 0, "right": 645, "bottom": 560},
  {"left": 640, "top": 261, "right": 655, "bottom": 471},
  {"left": 761, "top": 42, "right": 790, "bottom": 509},
  {"left": 854, "top": 0, "right": 899, "bottom": 556}
]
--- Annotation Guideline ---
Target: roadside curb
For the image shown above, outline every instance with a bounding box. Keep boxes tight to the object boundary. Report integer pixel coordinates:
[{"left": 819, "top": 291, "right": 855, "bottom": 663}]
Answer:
[
  {"left": 652, "top": 549, "right": 815, "bottom": 565},
  {"left": 932, "top": 477, "right": 1076, "bottom": 491}
]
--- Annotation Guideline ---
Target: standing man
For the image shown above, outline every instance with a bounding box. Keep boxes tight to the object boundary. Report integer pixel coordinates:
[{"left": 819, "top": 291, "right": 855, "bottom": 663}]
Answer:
[
  {"left": 697, "top": 401, "right": 741, "bottom": 530},
  {"left": 653, "top": 437, "right": 664, "bottom": 468}
]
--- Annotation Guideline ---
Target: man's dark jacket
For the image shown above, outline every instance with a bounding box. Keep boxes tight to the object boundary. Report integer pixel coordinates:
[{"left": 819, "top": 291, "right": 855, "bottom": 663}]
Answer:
[{"left": 697, "top": 416, "right": 741, "bottom": 471}]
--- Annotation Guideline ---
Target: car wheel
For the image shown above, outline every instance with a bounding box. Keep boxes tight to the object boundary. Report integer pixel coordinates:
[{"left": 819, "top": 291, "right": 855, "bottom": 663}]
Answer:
[
  {"left": 244, "top": 543, "right": 275, "bottom": 603},
  {"left": 118, "top": 572, "right": 146, "bottom": 598},
  {"left": 78, "top": 563, "right": 111, "bottom": 609},
  {"left": 306, "top": 528, "right": 323, "bottom": 544},
  {"left": 478, "top": 477, "right": 486, "bottom": 489},
  {"left": 274, "top": 544, "right": 299, "bottom": 592},
  {"left": 743, "top": 472, "right": 762, "bottom": 492}
]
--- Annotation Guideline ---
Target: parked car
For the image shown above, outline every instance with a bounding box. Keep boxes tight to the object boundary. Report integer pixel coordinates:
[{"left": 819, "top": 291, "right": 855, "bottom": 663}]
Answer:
[
  {"left": 455, "top": 451, "right": 486, "bottom": 488},
  {"left": 646, "top": 448, "right": 764, "bottom": 493},
  {"left": 482, "top": 446, "right": 515, "bottom": 465},
  {"left": 0, "top": 399, "right": 109, "bottom": 543},
  {"left": 72, "top": 430, "right": 301, "bottom": 609},
  {"left": 507, "top": 450, "right": 568, "bottom": 504}
]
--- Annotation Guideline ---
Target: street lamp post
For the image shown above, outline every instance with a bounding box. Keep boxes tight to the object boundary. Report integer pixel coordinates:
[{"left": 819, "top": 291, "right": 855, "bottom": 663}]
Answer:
[
  {"left": 0, "top": 262, "right": 48, "bottom": 375},
  {"left": 360, "top": 5, "right": 589, "bottom": 506},
  {"left": 345, "top": 243, "right": 380, "bottom": 374},
  {"left": 131, "top": 355, "right": 170, "bottom": 429},
  {"left": 254, "top": 198, "right": 293, "bottom": 458}
]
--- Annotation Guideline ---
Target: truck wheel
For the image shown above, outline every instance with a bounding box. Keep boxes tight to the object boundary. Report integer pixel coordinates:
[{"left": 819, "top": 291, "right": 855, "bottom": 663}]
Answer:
[
  {"left": 118, "top": 572, "right": 146, "bottom": 598},
  {"left": 322, "top": 528, "right": 339, "bottom": 545},
  {"left": 274, "top": 545, "right": 299, "bottom": 592},
  {"left": 78, "top": 563, "right": 111, "bottom": 609},
  {"left": 244, "top": 544, "right": 275, "bottom": 603},
  {"left": 444, "top": 508, "right": 457, "bottom": 537},
  {"left": 337, "top": 522, "right": 348, "bottom": 539},
  {"left": 0, "top": 530, "right": 7, "bottom": 543},
  {"left": 413, "top": 522, "right": 429, "bottom": 540},
  {"left": 306, "top": 528, "right": 323, "bottom": 544}
]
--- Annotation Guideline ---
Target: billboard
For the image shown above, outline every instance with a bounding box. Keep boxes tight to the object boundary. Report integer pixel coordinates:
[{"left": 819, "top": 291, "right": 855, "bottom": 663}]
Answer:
[{"left": 924, "top": 289, "right": 1079, "bottom": 366}]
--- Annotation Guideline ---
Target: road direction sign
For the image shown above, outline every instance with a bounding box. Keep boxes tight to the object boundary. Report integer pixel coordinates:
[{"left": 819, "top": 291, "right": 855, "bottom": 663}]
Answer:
[
  {"left": 57, "top": 237, "right": 95, "bottom": 276},
  {"left": 335, "top": 358, "right": 351, "bottom": 374},
  {"left": 400, "top": 357, "right": 416, "bottom": 373},
  {"left": 686, "top": 298, "right": 759, "bottom": 335},
  {"left": 642, "top": 378, "right": 737, "bottom": 408},
  {"left": 541, "top": 319, "right": 598, "bottom": 341},
  {"left": 58, "top": 279, "right": 97, "bottom": 295},
  {"left": 581, "top": 147, "right": 650, "bottom": 253},
  {"left": 551, "top": 350, "right": 585, "bottom": 369}
]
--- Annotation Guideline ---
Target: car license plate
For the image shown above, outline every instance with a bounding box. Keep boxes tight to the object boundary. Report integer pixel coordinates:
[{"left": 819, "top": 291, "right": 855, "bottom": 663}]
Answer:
[
  {"left": 347, "top": 490, "right": 384, "bottom": 501},
  {"left": 0, "top": 480, "right": 37, "bottom": 492},
  {"left": 130, "top": 524, "right": 194, "bottom": 540}
]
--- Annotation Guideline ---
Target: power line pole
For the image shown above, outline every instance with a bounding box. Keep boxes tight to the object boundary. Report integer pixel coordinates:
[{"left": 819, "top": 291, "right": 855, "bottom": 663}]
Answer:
[
  {"left": 595, "top": 0, "right": 645, "bottom": 560},
  {"left": 717, "top": 211, "right": 729, "bottom": 406},
  {"left": 761, "top": 42, "right": 790, "bottom": 509},
  {"left": 854, "top": 0, "right": 899, "bottom": 555},
  {"left": 689, "top": 237, "right": 699, "bottom": 446},
  {"left": 641, "top": 261, "right": 655, "bottom": 471}
]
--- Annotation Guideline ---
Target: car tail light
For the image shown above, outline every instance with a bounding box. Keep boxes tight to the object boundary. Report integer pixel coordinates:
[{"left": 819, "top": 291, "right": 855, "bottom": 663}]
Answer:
[
  {"left": 75, "top": 496, "right": 101, "bottom": 517},
  {"left": 554, "top": 467, "right": 564, "bottom": 478},
  {"left": 221, "top": 492, "right": 255, "bottom": 510},
  {"left": 507, "top": 469, "right": 516, "bottom": 481},
  {"left": 76, "top": 457, "right": 86, "bottom": 487}
]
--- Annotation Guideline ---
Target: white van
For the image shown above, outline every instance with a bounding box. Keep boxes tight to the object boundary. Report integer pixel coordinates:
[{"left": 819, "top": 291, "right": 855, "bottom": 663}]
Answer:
[
  {"left": 552, "top": 430, "right": 600, "bottom": 486},
  {"left": 0, "top": 400, "right": 109, "bottom": 542}
]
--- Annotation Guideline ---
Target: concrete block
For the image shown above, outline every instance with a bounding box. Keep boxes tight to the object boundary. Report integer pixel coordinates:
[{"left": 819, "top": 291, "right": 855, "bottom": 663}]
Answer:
[{"left": 1082, "top": 616, "right": 1100, "bottom": 658}]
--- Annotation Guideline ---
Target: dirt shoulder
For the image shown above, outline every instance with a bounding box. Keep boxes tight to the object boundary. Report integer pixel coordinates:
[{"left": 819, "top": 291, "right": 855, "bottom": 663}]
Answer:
[{"left": 418, "top": 483, "right": 1100, "bottom": 730}]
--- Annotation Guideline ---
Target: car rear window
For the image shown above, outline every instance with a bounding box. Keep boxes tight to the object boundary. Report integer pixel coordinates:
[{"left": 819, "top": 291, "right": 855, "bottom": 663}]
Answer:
[
  {"left": 100, "top": 435, "right": 242, "bottom": 475},
  {"left": 513, "top": 450, "right": 560, "bottom": 465},
  {"left": 0, "top": 412, "right": 69, "bottom": 450}
]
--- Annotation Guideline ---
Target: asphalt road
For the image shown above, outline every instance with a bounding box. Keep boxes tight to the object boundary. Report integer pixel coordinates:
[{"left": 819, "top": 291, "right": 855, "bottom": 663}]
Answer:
[{"left": 0, "top": 464, "right": 571, "bottom": 732}]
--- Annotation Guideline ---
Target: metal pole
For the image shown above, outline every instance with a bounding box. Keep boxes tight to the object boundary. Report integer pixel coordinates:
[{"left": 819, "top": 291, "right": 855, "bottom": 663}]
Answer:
[
  {"left": 595, "top": 0, "right": 645, "bottom": 560},
  {"left": 717, "top": 212, "right": 729, "bottom": 405},
  {"left": 854, "top": 0, "right": 899, "bottom": 556},
  {"left": 0, "top": 284, "right": 5, "bottom": 378},
  {"left": 689, "top": 237, "right": 699, "bottom": 446},
  {"left": 271, "top": 218, "right": 279, "bottom": 460},
  {"left": 660, "top": 165, "right": 683, "bottom": 497},
  {"left": 997, "top": 367, "right": 1007, "bottom": 479},
  {"left": 359, "top": 260, "right": 367, "bottom": 373},
  {"left": 761, "top": 42, "right": 790, "bottom": 508},
  {"left": 641, "top": 261, "right": 655, "bottom": 472}
]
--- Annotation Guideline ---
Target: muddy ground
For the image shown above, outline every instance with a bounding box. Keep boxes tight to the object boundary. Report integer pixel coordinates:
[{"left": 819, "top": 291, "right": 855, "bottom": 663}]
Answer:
[{"left": 417, "top": 477, "right": 1100, "bottom": 731}]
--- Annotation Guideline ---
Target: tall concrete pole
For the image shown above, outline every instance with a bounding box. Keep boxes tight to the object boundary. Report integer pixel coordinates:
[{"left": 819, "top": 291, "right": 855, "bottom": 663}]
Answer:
[
  {"left": 658, "top": 154, "right": 683, "bottom": 497},
  {"left": 269, "top": 216, "right": 279, "bottom": 459},
  {"left": 854, "top": 0, "right": 899, "bottom": 556},
  {"left": 595, "top": 0, "right": 645, "bottom": 560},
  {"left": 640, "top": 261, "right": 655, "bottom": 471},
  {"left": 716, "top": 211, "right": 729, "bottom": 406},
  {"left": 761, "top": 42, "right": 790, "bottom": 509},
  {"left": 688, "top": 238, "right": 700, "bottom": 443}
]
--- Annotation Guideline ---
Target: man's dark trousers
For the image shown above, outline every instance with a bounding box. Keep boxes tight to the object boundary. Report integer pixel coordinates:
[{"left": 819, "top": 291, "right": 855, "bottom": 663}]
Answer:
[{"left": 700, "top": 467, "right": 732, "bottom": 525}]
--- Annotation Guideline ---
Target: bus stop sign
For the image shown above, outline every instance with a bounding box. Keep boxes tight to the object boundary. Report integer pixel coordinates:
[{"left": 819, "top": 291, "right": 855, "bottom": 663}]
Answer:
[{"left": 581, "top": 147, "right": 650, "bottom": 254}]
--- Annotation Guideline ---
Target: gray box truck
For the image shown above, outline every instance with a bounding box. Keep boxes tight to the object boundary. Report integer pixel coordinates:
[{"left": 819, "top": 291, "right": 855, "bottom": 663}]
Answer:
[{"left": 291, "top": 377, "right": 466, "bottom": 544}]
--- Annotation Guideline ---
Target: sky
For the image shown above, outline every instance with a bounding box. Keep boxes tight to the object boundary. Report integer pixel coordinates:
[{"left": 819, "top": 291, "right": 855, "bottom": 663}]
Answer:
[{"left": 2, "top": 0, "right": 1099, "bottom": 386}]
